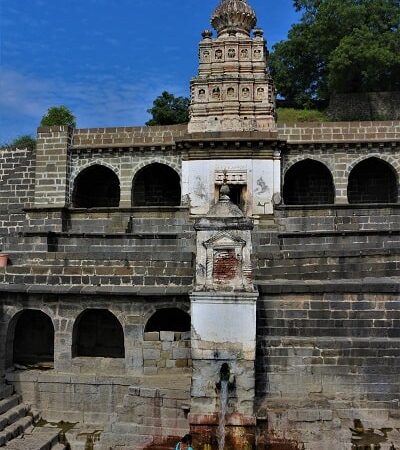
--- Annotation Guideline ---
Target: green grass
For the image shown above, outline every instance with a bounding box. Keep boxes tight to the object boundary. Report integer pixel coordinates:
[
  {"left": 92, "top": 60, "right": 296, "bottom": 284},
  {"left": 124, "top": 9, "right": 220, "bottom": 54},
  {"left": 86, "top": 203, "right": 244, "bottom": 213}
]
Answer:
[{"left": 276, "top": 108, "right": 329, "bottom": 123}]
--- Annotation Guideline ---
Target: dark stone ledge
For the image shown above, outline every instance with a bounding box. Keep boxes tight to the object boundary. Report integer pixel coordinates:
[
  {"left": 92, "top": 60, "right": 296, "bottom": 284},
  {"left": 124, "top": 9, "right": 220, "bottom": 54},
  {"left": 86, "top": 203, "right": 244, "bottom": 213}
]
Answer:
[
  {"left": 257, "top": 278, "right": 400, "bottom": 294},
  {"left": 0, "top": 284, "right": 191, "bottom": 296}
]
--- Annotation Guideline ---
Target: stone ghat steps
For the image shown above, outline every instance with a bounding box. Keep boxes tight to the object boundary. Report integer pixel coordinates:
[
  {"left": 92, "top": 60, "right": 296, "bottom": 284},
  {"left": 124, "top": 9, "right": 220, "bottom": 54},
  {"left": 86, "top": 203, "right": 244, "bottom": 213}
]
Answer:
[
  {"left": 2, "top": 234, "right": 195, "bottom": 254},
  {"left": 274, "top": 206, "right": 400, "bottom": 233},
  {"left": 255, "top": 252, "right": 400, "bottom": 281},
  {"left": 252, "top": 230, "right": 400, "bottom": 253},
  {"left": 4, "top": 428, "right": 62, "bottom": 449},
  {"left": 0, "top": 261, "right": 194, "bottom": 288},
  {"left": 0, "top": 386, "right": 13, "bottom": 403},
  {"left": 8, "top": 249, "right": 194, "bottom": 263},
  {"left": 0, "top": 393, "right": 64, "bottom": 449}
]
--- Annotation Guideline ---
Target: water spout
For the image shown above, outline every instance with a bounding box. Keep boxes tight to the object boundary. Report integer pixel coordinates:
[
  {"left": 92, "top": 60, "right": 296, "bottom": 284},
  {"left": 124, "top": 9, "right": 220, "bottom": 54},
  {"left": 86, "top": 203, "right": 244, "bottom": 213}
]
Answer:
[
  {"left": 216, "top": 363, "right": 231, "bottom": 450},
  {"left": 217, "top": 378, "right": 228, "bottom": 450}
]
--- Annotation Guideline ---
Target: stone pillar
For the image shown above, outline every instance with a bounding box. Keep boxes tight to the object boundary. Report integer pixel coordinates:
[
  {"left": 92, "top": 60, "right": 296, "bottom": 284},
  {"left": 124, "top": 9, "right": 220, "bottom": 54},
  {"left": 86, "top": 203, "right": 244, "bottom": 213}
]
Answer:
[
  {"left": 189, "top": 185, "right": 258, "bottom": 447},
  {"left": 34, "top": 126, "right": 72, "bottom": 208}
]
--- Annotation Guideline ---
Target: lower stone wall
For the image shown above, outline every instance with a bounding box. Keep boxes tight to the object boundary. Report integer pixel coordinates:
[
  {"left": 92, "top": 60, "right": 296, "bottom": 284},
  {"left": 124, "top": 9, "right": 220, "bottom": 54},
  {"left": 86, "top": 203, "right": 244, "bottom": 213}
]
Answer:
[
  {"left": 6, "top": 370, "right": 130, "bottom": 425},
  {"left": 0, "top": 293, "right": 190, "bottom": 374},
  {"left": 143, "top": 331, "right": 191, "bottom": 375},
  {"left": 256, "top": 291, "right": 400, "bottom": 449}
]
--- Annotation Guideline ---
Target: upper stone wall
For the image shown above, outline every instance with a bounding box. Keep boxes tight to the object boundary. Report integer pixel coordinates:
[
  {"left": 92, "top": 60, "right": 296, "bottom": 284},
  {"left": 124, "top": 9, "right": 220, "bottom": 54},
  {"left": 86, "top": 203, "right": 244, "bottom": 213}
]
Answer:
[
  {"left": 277, "top": 121, "right": 400, "bottom": 143},
  {"left": 64, "top": 121, "right": 400, "bottom": 149},
  {"left": 70, "top": 124, "right": 188, "bottom": 148}
]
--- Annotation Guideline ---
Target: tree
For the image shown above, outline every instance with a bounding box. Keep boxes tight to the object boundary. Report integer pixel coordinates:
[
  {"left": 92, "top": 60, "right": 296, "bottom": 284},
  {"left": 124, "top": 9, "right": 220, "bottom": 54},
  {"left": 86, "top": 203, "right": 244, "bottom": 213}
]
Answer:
[
  {"left": 40, "top": 106, "right": 76, "bottom": 127},
  {"left": 269, "top": 0, "right": 400, "bottom": 108},
  {"left": 146, "top": 91, "right": 190, "bottom": 126},
  {"left": 11, "top": 135, "right": 36, "bottom": 151}
]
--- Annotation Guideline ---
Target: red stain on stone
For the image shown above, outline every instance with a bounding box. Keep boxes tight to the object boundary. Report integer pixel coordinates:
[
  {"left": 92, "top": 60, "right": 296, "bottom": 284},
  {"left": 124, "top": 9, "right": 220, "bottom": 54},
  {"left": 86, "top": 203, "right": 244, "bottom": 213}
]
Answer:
[
  {"left": 213, "top": 250, "right": 239, "bottom": 282},
  {"left": 143, "top": 435, "right": 181, "bottom": 450},
  {"left": 257, "top": 430, "right": 304, "bottom": 450}
]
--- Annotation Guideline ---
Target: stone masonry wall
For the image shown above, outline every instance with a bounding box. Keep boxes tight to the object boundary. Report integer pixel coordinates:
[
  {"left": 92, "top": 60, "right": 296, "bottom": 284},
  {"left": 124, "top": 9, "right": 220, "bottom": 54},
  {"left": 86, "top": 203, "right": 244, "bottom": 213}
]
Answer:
[
  {"left": 280, "top": 141, "right": 400, "bottom": 204},
  {"left": 256, "top": 290, "right": 400, "bottom": 449},
  {"left": 328, "top": 92, "right": 400, "bottom": 121},
  {"left": 0, "top": 147, "right": 35, "bottom": 233},
  {"left": 0, "top": 293, "right": 190, "bottom": 374},
  {"left": 70, "top": 147, "right": 182, "bottom": 207},
  {"left": 143, "top": 331, "right": 191, "bottom": 375},
  {"left": 277, "top": 121, "right": 400, "bottom": 143}
]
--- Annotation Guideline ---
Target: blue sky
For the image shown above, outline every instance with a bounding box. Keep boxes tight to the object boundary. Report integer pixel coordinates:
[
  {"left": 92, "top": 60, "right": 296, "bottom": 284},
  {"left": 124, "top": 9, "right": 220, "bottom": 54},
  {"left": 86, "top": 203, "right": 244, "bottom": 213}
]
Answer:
[{"left": 0, "top": 0, "right": 299, "bottom": 142}]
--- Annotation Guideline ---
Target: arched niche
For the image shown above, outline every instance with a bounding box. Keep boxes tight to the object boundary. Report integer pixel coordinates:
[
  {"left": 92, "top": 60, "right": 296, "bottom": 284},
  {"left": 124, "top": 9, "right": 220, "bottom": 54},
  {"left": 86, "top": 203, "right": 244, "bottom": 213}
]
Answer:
[
  {"left": 72, "top": 165, "right": 120, "bottom": 208},
  {"left": 283, "top": 159, "right": 335, "bottom": 205},
  {"left": 72, "top": 309, "right": 125, "bottom": 358},
  {"left": 132, "top": 163, "right": 181, "bottom": 207},
  {"left": 7, "top": 310, "right": 54, "bottom": 368},
  {"left": 348, "top": 158, "right": 398, "bottom": 204},
  {"left": 145, "top": 308, "right": 190, "bottom": 333}
]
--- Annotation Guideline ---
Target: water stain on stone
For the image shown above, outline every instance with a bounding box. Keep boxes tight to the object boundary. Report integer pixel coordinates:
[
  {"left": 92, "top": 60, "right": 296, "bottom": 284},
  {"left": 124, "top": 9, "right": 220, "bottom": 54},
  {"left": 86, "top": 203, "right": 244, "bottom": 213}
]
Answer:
[{"left": 350, "top": 419, "right": 393, "bottom": 449}]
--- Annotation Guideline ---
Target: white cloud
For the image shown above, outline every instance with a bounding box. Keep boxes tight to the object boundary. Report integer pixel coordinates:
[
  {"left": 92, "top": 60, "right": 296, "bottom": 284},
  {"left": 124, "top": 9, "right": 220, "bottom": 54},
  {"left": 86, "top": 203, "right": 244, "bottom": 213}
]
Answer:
[{"left": 0, "top": 67, "right": 187, "bottom": 141}]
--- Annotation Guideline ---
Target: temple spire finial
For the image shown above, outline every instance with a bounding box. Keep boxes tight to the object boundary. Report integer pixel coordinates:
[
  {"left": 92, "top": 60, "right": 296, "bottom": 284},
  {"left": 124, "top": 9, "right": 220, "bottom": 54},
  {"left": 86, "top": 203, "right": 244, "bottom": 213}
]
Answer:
[{"left": 211, "top": 0, "right": 257, "bottom": 37}]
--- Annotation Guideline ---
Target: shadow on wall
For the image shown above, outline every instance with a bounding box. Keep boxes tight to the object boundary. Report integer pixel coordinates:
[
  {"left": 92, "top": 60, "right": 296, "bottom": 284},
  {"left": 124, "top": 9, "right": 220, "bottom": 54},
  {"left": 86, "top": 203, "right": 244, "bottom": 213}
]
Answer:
[
  {"left": 5, "top": 310, "right": 55, "bottom": 369},
  {"left": 72, "top": 165, "right": 121, "bottom": 208},
  {"left": 132, "top": 163, "right": 181, "bottom": 207}
]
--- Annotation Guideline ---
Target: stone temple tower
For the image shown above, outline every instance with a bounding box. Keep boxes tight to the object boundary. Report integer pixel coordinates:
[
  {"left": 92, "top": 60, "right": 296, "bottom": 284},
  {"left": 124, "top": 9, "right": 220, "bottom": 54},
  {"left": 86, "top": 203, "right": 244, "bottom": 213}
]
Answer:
[{"left": 188, "top": 0, "right": 276, "bottom": 133}]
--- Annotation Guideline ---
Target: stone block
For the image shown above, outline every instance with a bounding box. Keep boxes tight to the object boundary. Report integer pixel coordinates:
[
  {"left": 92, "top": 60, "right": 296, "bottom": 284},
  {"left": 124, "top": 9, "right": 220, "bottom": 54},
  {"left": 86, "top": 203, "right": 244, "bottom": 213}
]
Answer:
[
  {"left": 181, "top": 331, "right": 191, "bottom": 340},
  {"left": 142, "top": 349, "right": 161, "bottom": 360},
  {"left": 175, "top": 359, "right": 188, "bottom": 368},
  {"left": 160, "top": 331, "right": 175, "bottom": 341},
  {"left": 172, "top": 348, "right": 191, "bottom": 359},
  {"left": 144, "top": 332, "right": 159, "bottom": 341}
]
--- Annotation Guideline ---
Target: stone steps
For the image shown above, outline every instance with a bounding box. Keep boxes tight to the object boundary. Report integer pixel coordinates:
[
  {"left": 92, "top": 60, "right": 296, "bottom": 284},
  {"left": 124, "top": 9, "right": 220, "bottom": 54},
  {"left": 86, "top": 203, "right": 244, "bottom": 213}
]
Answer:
[
  {"left": 255, "top": 252, "right": 400, "bottom": 281},
  {"left": 0, "top": 415, "right": 33, "bottom": 446},
  {"left": 0, "top": 393, "right": 62, "bottom": 449},
  {"left": 4, "top": 428, "right": 60, "bottom": 449},
  {"left": 0, "top": 403, "right": 30, "bottom": 432},
  {"left": 0, "top": 396, "right": 20, "bottom": 416},
  {"left": 0, "top": 386, "right": 13, "bottom": 402}
]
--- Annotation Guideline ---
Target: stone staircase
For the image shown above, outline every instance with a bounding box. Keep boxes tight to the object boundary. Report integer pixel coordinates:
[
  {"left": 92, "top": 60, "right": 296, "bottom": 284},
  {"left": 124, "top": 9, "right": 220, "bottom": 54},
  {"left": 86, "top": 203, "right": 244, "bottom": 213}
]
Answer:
[
  {"left": 100, "top": 375, "right": 191, "bottom": 450},
  {"left": 0, "top": 387, "right": 66, "bottom": 449}
]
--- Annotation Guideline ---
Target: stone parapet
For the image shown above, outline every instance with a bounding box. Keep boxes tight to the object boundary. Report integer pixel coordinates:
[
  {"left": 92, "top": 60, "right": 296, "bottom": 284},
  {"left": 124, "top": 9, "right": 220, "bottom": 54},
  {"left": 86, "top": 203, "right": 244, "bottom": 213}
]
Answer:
[
  {"left": 70, "top": 124, "right": 188, "bottom": 149},
  {"left": 277, "top": 120, "right": 400, "bottom": 143}
]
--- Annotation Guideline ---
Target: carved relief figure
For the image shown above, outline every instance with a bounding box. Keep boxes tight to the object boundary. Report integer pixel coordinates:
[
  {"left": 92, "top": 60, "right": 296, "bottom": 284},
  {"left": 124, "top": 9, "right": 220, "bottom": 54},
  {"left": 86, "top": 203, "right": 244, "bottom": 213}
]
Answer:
[
  {"left": 254, "top": 48, "right": 262, "bottom": 59},
  {"left": 242, "top": 87, "right": 250, "bottom": 98},
  {"left": 202, "top": 50, "right": 210, "bottom": 62},
  {"left": 240, "top": 48, "right": 249, "bottom": 58},
  {"left": 212, "top": 87, "right": 221, "bottom": 99},
  {"left": 227, "top": 87, "right": 235, "bottom": 98},
  {"left": 227, "top": 48, "right": 236, "bottom": 58},
  {"left": 256, "top": 87, "right": 265, "bottom": 99},
  {"left": 198, "top": 89, "right": 206, "bottom": 99},
  {"left": 215, "top": 49, "right": 223, "bottom": 60}
]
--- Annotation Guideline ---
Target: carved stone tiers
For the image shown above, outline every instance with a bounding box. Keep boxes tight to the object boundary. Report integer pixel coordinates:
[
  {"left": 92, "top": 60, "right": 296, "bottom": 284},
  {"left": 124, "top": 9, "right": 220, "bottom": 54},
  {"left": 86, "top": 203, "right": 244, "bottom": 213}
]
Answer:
[
  {"left": 188, "top": 0, "right": 276, "bottom": 134},
  {"left": 211, "top": 0, "right": 257, "bottom": 37}
]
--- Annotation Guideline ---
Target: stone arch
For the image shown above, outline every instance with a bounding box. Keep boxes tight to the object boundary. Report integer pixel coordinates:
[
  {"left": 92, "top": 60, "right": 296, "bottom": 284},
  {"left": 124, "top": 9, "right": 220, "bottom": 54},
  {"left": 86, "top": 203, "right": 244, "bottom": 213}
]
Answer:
[
  {"left": 347, "top": 157, "right": 398, "bottom": 204},
  {"left": 344, "top": 154, "right": 400, "bottom": 181},
  {"left": 283, "top": 155, "right": 334, "bottom": 176},
  {"left": 72, "top": 164, "right": 121, "bottom": 208},
  {"left": 132, "top": 158, "right": 181, "bottom": 179},
  {"left": 131, "top": 162, "right": 181, "bottom": 207},
  {"left": 72, "top": 309, "right": 125, "bottom": 358},
  {"left": 144, "top": 307, "right": 191, "bottom": 333},
  {"left": 283, "top": 158, "right": 335, "bottom": 205},
  {"left": 6, "top": 309, "right": 55, "bottom": 369}
]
